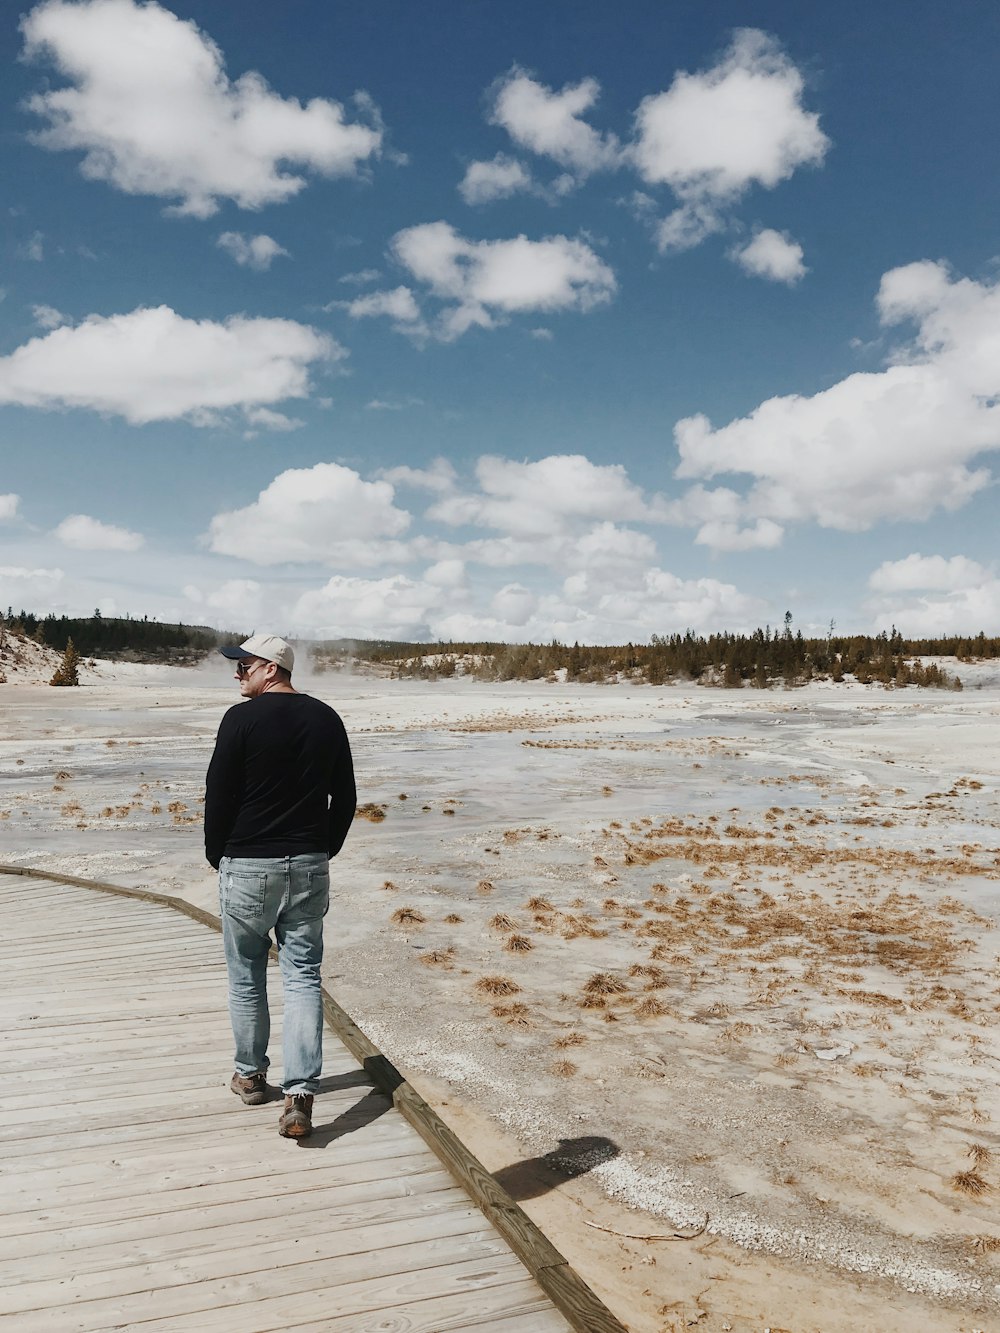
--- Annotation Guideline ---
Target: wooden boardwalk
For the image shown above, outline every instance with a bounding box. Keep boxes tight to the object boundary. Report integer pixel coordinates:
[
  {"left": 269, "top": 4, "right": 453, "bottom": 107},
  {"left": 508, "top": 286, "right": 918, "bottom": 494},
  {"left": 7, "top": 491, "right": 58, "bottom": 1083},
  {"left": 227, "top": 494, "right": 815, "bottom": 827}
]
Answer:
[{"left": 0, "top": 871, "right": 623, "bottom": 1332}]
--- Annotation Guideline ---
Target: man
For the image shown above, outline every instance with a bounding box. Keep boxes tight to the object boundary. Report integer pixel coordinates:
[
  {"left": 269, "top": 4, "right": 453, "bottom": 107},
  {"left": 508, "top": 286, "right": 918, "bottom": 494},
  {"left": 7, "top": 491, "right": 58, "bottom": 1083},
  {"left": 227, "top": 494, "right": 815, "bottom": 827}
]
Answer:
[{"left": 205, "top": 634, "right": 356, "bottom": 1139}]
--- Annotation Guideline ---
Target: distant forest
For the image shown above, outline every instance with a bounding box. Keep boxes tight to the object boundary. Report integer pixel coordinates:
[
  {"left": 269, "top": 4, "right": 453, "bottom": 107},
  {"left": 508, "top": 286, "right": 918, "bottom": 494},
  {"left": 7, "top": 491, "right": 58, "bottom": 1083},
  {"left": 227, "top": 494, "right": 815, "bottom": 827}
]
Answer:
[
  {"left": 313, "top": 617, "right": 1000, "bottom": 689},
  {"left": 3, "top": 606, "right": 998, "bottom": 687},
  {"left": 1, "top": 608, "right": 224, "bottom": 663}
]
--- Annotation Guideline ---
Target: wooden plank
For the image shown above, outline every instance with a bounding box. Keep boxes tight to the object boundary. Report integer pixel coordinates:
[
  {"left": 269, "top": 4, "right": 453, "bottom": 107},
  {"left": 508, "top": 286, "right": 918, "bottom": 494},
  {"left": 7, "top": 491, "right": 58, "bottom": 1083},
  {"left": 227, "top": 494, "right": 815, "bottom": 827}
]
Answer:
[
  {"left": 0, "top": 1165, "right": 455, "bottom": 1263},
  {"left": 0, "top": 1189, "right": 482, "bottom": 1290},
  {"left": 299, "top": 1284, "right": 573, "bottom": 1332},
  {"left": 0, "top": 1152, "right": 443, "bottom": 1245},
  {"left": 8, "top": 1230, "right": 515, "bottom": 1330},
  {"left": 98, "top": 1252, "right": 529, "bottom": 1333},
  {"left": 0, "top": 1087, "right": 391, "bottom": 1162},
  {"left": 0, "top": 1116, "right": 420, "bottom": 1210}
]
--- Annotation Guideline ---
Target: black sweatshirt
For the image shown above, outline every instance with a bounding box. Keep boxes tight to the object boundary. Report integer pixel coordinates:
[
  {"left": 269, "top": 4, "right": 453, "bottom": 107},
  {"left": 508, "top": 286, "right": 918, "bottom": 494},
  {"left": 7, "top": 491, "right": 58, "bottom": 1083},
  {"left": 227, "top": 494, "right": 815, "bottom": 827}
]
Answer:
[{"left": 204, "top": 692, "right": 356, "bottom": 870}]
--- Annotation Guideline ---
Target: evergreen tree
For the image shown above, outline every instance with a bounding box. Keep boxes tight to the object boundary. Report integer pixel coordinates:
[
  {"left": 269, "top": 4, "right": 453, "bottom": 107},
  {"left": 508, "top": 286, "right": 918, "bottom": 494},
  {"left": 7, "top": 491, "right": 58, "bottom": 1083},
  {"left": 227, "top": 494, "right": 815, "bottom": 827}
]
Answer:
[{"left": 50, "top": 638, "right": 81, "bottom": 687}]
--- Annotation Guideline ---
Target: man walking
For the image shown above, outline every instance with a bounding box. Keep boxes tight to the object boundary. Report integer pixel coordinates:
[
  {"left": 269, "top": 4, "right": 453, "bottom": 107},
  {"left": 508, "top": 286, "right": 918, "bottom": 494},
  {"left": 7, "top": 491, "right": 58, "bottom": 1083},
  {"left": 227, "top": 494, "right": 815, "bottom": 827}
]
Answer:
[{"left": 205, "top": 634, "right": 356, "bottom": 1139}]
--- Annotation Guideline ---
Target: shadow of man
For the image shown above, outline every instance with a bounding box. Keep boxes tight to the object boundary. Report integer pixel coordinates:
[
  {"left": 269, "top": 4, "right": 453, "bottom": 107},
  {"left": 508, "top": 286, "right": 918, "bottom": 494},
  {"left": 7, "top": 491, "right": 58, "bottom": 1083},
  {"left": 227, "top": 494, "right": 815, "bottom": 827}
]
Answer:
[{"left": 493, "top": 1135, "right": 620, "bottom": 1201}]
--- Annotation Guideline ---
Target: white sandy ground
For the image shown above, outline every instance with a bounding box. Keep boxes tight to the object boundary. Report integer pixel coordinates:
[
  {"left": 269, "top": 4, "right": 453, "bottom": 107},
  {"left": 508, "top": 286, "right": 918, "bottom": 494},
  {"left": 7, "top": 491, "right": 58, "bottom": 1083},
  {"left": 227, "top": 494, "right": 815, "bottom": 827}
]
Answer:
[{"left": 1, "top": 654, "right": 999, "bottom": 1332}]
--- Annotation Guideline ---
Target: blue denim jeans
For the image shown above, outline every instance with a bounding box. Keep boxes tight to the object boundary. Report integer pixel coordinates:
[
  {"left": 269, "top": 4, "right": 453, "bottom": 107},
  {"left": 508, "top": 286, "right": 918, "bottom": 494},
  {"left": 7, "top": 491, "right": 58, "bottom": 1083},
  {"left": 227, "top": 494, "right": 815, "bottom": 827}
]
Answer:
[{"left": 218, "top": 853, "right": 329, "bottom": 1096}]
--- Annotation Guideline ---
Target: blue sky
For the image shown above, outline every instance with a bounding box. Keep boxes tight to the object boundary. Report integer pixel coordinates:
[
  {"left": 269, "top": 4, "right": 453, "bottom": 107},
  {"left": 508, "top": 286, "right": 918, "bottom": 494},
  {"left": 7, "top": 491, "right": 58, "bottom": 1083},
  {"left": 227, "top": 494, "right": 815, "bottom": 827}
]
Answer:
[{"left": 2, "top": 0, "right": 999, "bottom": 643}]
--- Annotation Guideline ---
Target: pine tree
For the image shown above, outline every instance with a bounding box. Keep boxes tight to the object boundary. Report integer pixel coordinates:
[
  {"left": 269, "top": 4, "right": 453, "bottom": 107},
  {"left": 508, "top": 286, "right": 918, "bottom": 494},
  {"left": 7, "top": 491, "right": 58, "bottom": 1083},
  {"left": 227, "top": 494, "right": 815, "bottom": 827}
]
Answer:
[{"left": 50, "top": 637, "right": 81, "bottom": 687}]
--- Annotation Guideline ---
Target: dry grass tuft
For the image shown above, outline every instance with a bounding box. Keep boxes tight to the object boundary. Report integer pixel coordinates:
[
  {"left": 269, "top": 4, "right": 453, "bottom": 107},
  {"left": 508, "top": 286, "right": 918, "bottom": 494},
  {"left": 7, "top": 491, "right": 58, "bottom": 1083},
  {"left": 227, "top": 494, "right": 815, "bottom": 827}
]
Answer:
[
  {"left": 552, "top": 1060, "right": 578, "bottom": 1076},
  {"left": 489, "top": 913, "right": 519, "bottom": 931},
  {"left": 580, "top": 994, "right": 606, "bottom": 1010},
  {"left": 554, "top": 1032, "right": 586, "bottom": 1048},
  {"left": 420, "top": 948, "right": 455, "bottom": 968},
  {"left": 381, "top": 879, "right": 398, "bottom": 891},
  {"left": 526, "top": 896, "right": 555, "bottom": 913},
  {"left": 952, "top": 1170, "right": 990, "bottom": 1197},
  {"left": 504, "top": 934, "right": 534, "bottom": 952},
  {"left": 634, "top": 995, "right": 668, "bottom": 1018},
  {"left": 583, "top": 972, "right": 629, "bottom": 996},
  {"left": 475, "top": 974, "right": 521, "bottom": 997},
  {"left": 476, "top": 879, "right": 495, "bottom": 894},
  {"left": 492, "top": 1002, "right": 531, "bottom": 1026},
  {"left": 968, "top": 1143, "right": 994, "bottom": 1168},
  {"left": 971, "top": 1234, "right": 1000, "bottom": 1253},
  {"left": 391, "top": 907, "right": 426, "bottom": 926},
  {"left": 443, "top": 913, "right": 464, "bottom": 924},
  {"left": 356, "top": 803, "right": 387, "bottom": 822}
]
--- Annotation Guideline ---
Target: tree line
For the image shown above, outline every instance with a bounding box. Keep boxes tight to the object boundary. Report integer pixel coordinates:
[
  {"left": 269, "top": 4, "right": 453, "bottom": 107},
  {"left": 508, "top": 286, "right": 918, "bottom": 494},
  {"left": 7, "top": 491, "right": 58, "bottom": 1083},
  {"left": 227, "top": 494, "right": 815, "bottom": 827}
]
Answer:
[
  {"left": 313, "top": 617, "right": 994, "bottom": 688},
  {"left": 1, "top": 607, "right": 223, "bottom": 662}
]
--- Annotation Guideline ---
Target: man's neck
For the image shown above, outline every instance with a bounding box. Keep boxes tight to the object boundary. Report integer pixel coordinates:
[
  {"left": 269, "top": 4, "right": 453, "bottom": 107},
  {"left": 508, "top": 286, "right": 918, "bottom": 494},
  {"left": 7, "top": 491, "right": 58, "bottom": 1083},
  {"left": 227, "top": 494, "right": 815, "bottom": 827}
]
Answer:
[{"left": 259, "top": 680, "right": 298, "bottom": 696}]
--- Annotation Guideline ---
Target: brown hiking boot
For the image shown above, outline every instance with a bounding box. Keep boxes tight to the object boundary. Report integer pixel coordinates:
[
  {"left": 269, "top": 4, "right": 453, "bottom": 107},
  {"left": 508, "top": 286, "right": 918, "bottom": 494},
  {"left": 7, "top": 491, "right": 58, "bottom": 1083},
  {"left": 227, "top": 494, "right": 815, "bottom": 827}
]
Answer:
[
  {"left": 230, "top": 1070, "right": 269, "bottom": 1106},
  {"left": 279, "top": 1093, "right": 313, "bottom": 1138}
]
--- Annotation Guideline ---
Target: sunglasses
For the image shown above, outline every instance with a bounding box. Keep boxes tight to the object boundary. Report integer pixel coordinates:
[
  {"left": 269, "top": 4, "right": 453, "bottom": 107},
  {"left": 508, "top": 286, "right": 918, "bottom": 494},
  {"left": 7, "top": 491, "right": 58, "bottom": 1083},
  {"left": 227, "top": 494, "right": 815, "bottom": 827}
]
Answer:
[{"left": 236, "top": 659, "right": 265, "bottom": 678}]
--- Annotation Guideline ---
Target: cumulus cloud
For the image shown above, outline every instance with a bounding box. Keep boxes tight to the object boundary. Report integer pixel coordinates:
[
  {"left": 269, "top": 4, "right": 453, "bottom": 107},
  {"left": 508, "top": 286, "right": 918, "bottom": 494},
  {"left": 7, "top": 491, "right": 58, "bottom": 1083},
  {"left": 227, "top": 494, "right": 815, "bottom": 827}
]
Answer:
[
  {"left": 207, "top": 462, "right": 411, "bottom": 567},
  {"left": 32, "top": 303, "right": 69, "bottom": 329},
  {"left": 391, "top": 223, "right": 615, "bottom": 339},
  {"left": 21, "top": 0, "right": 382, "bottom": 217},
  {"left": 631, "top": 30, "right": 828, "bottom": 252},
  {"left": 0, "top": 494, "right": 21, "bottom": 521},
  {"left": 490, "top": 68, "right": 621, "bottom": 181},
  {"left": 866, "top": 553, "right": 1000, "bottom": 635},
  {"left": 0, "top": 306, "right": 339, "bottom": 426},
  {"left": 427, "top": 454, "right": 659, "bottom": 537},
  {"left": 459, "top": 153, "right": 534, "bottom": 204},
  {"left": 378, "top": 459, "right": 457, "bottom": 493},
  {"left": 217, "top": 232, "right": 289, "bottom": 270},
  {"left": 673, "top": 259, "right": 1000, "bottom": 544},
  {"left": 730, "top": 227, "right": 806, "bottom": 283},
  {"left": 0, "top": 565, "right": 64, "bottom": 602},
  {"left": 341, "top": 286, "right": 424, "bottom": 331},
  {"left": 184, "top": 577, "right": 264, "bottom": 627},
  {"left": 292, "top": 573, "right": 440, "bottom": 640},
  {"left": 55, "top": 513, "right": 143, "bottom": 551}
]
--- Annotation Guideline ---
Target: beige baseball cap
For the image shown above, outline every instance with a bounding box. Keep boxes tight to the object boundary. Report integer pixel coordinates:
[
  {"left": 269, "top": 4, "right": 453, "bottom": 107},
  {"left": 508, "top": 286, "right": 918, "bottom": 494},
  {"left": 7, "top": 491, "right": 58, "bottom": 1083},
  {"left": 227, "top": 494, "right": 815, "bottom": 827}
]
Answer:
[{"left": 220, "top": 634, "right": 295, "bottom": 672}]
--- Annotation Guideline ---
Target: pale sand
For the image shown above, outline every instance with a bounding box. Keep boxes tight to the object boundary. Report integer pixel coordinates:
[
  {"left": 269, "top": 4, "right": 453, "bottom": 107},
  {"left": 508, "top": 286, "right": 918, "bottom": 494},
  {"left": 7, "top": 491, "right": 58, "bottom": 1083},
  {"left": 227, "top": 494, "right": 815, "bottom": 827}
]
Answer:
[{"left": 2, "top": 661, "right": 998, "bottom": 1332}]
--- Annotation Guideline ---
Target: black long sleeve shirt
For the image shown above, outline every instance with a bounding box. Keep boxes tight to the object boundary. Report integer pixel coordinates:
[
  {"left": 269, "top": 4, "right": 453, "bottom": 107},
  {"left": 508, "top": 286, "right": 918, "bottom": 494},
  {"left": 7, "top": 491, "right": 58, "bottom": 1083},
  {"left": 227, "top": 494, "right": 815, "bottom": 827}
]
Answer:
[{"left": 204, "top": 692, "right": 356, "bottom": 870}]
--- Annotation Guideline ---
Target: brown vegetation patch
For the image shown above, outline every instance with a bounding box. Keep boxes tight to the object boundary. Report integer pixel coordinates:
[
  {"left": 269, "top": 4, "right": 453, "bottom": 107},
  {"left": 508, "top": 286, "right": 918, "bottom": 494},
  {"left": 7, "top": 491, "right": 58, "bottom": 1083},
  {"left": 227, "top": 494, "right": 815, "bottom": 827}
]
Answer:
[
  {"left": 525, "top": 896, "right": 555, "bottom": 913},
  {"left": 420, "top": 948, "right": 456, "bottom": 968},
  {"left": 391, "top": 907, "right": 426, "bottom": 926},
  {"left": 634, "top": 996, "right": 668, "bottom": 1018},
  {"left": 968, "top": 1144, "right": 994, "bottom": 1168},
  {"left": 504, "top": 934, "right": 534, "bottom": 952},
  {"left": 489, "top": 913, "right": 519, "bottom": 931},
  {"left": 475, "top": 974, "right": 521, "bottom": 997},
  {"left": 356, "top": 803, "right": 387, "bottom": 822},
  {"left": 554, "top": 1032, "right": 586, "bottom": 1048},
  {"left": 552, "top": 1060, "right": 578, "bottom": 1076},
  {"left": 584, "top": 972, "right": 629, "bottom": 996},
  {"left": 952, "top": 1170, "right": 990, "bottom": 1197},
  {"left": 492, "top": 1002, "right": 531, "bottom": 1026},
  {"left": 443, "top": 913, "right": 464, "bottom": 924},
  {"left": 476, "top": 879, "right": 495, "bottom": 894}
]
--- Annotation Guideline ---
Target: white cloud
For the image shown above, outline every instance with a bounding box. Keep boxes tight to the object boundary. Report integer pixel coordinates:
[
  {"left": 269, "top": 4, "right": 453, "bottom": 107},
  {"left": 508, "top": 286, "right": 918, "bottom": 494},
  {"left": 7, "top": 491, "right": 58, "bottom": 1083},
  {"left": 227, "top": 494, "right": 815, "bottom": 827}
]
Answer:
[
  {"left": 427, "top": 454, "right": 658, "bottom": 537},
  {"left": 391, "top": 222, "right": 615, "bottom": 339},
  {"left": 0, "top": 494, "right": 21, "bottom": 521},
  {"left": 459, "top": 153, "right": 534, "bottom": 204},
  {"left": 343, "top": 286, "right": 423, "bottom": 326},
  {"left": 0, "top": 565, "right": 64, "bottom": 603},
  {"left": 292, "top": 573, "right": 440, "bottom": 640},
  {"left": 338, "top": 268, "right": 381, "bottom": 286},
  {"left": 424, "top": 558, "right": 466, "bottom": 588},
  {"left": 491, "top": 583, "right": 536, "bottom": 625},
  {"left": 673, "top": 259, "right": 1000, "bottom": 543},
  {"left": 730, "top": 227, "right": 806, "bottom": 283},
  {"left": 529, "top": 327, "right": 553, "bottom": 340},
  {"left": 22, "top": 0, "right": 382, "bottom": 217},
  {"left": 185, "top": 577, "right": 264, "bottom": 627},
  {"left": 631, "top": 30, "right": 828, "bottom": 252},
  {"left": 32, "top": 303, "right": 69, "bottom": 329},
  {"left": 242, "top": 406, "right": 304, "bottom": 433},
  {"left": 490, "top": 68, "right": 621, "bottom": 181},
  {"left": 0, "top": 306, "right": 339, "bottom": 425},
  {"left": 21, "top": 231, "right": 44, "bottom": 262},
  {"left": 217, "top": 232, "right": 289, "bottom": 271},
  {"left": 207, "top": 462, "right": 411, "bottom": 567},
  {"left": 868, "top": 553, "right": 991, "bottom": 594},
  {"left": 866, "top": 553, "right": 1000, "bottom": 636},
  {"left": 377, "top": 459, "right": 457, "bottom": 493},
  {"left": 55, "top": 513, "right": 143, "bottom": 551}
]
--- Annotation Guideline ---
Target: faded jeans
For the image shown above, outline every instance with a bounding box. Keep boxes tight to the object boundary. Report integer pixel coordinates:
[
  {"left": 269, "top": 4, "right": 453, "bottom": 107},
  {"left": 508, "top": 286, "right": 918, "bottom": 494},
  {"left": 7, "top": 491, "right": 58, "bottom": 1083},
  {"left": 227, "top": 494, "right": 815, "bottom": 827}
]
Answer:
[{"left": 218, "top": 853, "right": 329, "bottom": 1095}]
